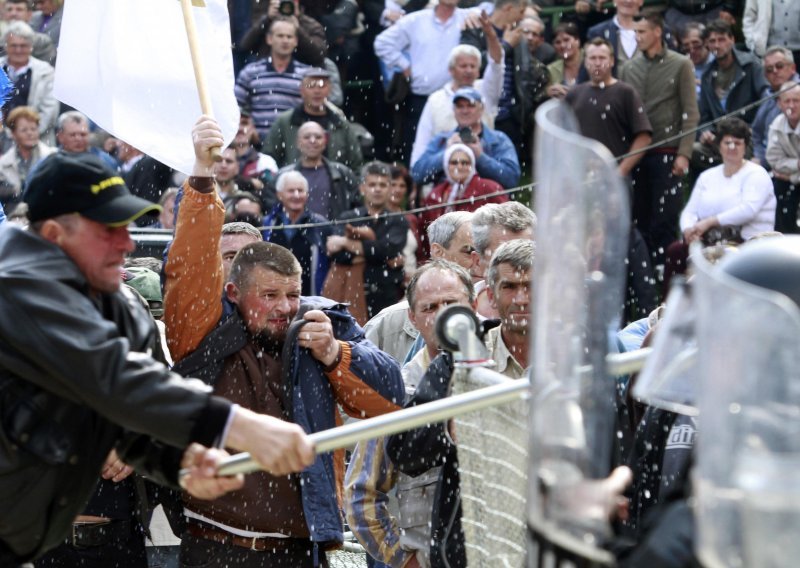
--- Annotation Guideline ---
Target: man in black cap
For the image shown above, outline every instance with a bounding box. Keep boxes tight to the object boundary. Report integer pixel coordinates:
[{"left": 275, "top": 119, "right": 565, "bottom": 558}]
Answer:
[
  {"left": 0, "top": 141, "right": 315, "bottom": 567},
  {"left": 265, "top": 66, "right": 364, "bottom": 171}
]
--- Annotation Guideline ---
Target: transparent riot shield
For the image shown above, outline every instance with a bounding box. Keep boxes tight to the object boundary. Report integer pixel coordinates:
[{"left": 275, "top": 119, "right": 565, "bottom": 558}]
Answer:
[
  {"left": 631, "top": 277, "right": 699, "bottom": 416},
  {"left": 692, "top": 244, "right": 800, "bottom": 568},
  {"left": 527, "top": 100, "right": 630, "bottom": 561}
]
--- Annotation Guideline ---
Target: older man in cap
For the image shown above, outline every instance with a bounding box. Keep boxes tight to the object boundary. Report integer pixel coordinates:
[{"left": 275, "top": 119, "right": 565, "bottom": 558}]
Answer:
[
  {"left": 0, "top": 132, "right": 314, "bottom": 566},
  {"left": 411, "top": 86, "right": 521, "bottom": 189},
  {"left": 265, "top": 66, "right": 363, "bottom": 170}
]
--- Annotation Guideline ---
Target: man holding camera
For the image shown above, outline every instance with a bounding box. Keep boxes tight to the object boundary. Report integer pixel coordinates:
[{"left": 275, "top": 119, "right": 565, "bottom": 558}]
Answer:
[{"left": 410, "top": 87, "right": 521, "bottom": 189}]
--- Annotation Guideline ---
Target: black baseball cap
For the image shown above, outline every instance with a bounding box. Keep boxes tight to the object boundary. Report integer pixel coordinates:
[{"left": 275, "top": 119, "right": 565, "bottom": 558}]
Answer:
[{"left": 24, "top": 152, "right": 161, "bottom": 226}]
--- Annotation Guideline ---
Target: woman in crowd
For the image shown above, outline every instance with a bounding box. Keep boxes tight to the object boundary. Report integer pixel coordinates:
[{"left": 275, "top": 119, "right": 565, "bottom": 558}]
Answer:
[
  {"left": 419, "top": 144, "right": 507, "bottom": 251},
  {"left": 388, "top": 165, "right": 421, "bottom": 282},
  {"left": 546, "top": 22, "right": 588, "bottom": 100},
  {"left": 0, "top": 106, "right": 55, "bottom": 207},
  {"left": 680, "top": 118, "right": 775, "bottom": 244},
  {"left": 664, "top": 118, "right": 775, "bottom": 293}
]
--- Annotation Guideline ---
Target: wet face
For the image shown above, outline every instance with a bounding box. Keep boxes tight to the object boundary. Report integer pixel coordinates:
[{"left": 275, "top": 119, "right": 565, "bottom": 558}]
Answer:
[
  {"left": 5, "top": 33, "right": 32, "bottom": 68},
  {"left": 57, "top": 120, "right": 90, "bottom": 153},
  {"left": 389, "top": 175, "right": 408, "bottom": 210},
  {"left": 764, "top": 53, "right": 796, "bottom": 91},
  {"left": 52, "top": 216, "right": 135, "bottom": 294},
  {"left": 297, "top": 123, "right": 327, "bottom": 160},
  {"left": 779, "top": 87, "right": 800, "bottom": 127},
  {"left": 277, "top": 179, "right": 309, "bottom": 217},
  {"left": 520, "top": 18, "right": 544, "bottom": 50},
  {"left": 158, "top": 193, "right": 177, "bottom": 230},
  {"left": 447, "top": 150, "right": 473, "bottom": 184},
  {"left": 706, "top": 31, "right": 733, "bottom": 60},
  {"left": 680, "top": 29, "right": 708, "bottom": 66},
  {"left": 454, "top": 98, "right": 483, "bottom": 129},
  {"left": 360, "top": 174, "right": 390, "bottom": 211},
  {"left": 437, "top": 222, "right": 475, "bottom": 272},
  {"left": 718, "top": 134, "right": 746, "bottom": 166},
  {"left": 214, "top": 148, "right": 239, "bottom": 183},
  {"left": 634, "top": 20, "right": 661, "bottom": 53},
  {"left": 408, "top": 269, "right": 473, "bottom": 350},
  {"left": 553, "top": 32, "right": 578, "bottom": 59},
  {"left": 4, "top": 2, "right": 31, "bottom": 22},
  {"left": 450, "top": 55, "right": 480, "bottom": 88},
  {"left": 227, "top": 266, "right": 301, "bottom": 341},
  {"left": 472, "top": 226, "right": 534, "bottom": 278},
  {"left": 267, "top": 21, "right": 298, "bottom": 58},
  {"left": 301, "top": 76, "right": 330, "bottom": 112},
  {"left": 488, "top": 263, "right": 532, "bottom": 335},
  {"left": 11, "top": 117, "right": 40, "bottom": 151},
  {"left": 585, "top": 43, "right": 614, "bottom": 84},
  {"left": 221, "top": 233, "right": 260, "bottom": 281}
]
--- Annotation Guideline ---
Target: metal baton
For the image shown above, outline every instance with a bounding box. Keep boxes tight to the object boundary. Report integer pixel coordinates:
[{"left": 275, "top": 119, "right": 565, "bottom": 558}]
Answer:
[{"left": 204, "top": 348, "right": 651, "bottom": 478}]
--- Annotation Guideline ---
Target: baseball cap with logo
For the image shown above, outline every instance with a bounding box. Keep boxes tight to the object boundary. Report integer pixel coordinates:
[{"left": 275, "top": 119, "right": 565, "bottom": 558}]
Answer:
[{"left": 23, "top": 152, "right": 161, "bottom": 226}]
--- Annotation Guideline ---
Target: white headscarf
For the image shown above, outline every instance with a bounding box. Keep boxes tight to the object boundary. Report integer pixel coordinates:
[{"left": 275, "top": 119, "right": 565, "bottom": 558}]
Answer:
[{"left": 442, "top": 143, "right": 476, "bottom": 212}]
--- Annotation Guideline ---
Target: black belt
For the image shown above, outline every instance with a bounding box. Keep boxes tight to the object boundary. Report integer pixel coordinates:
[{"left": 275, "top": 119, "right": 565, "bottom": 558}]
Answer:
[{"left": 70, "top": 520, "right": 133, "bottom": 549}]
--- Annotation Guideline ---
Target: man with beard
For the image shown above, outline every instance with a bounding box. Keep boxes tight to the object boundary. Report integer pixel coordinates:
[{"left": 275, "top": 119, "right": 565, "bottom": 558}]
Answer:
[{"left": 164, "top": 117, "right": 405, "bottom": 567}]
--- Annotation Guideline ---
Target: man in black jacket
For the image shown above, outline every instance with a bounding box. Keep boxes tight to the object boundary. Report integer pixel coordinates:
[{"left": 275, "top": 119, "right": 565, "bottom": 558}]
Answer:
[{"left": 0, "top": 147, "right": 313, "bottom": 565}]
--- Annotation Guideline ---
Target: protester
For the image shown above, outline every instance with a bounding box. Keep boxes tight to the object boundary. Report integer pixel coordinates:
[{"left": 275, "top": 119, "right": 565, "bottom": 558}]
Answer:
[
  {"left": 546, "top": 22, "right": 588, "bottom": 99},
  {"left": 0, "top": 142, "right": 314, "bottom": 567},
  {"left": 766, "top": 81, "right": 800, "bottom": 234},
  {"left": 0, "top": 105, "right": 54, "bottom": 206}
]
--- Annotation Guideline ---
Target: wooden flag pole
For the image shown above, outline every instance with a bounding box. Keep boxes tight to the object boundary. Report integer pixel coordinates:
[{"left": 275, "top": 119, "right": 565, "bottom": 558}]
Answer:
[{"left": 179, "top": 0, "right": 222, "bottom": 161}]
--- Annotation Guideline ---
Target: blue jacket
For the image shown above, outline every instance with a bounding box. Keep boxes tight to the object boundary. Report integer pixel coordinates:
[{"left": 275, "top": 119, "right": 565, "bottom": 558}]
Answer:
[
  {"left": 172, "top": 297, "right": 405, "bottom": 549},
  {"left": 411, "top": 124, "right": 521, "bottom": 189},
  {"left": 698, "top": 49, "right": 769, "bottom": 130}
]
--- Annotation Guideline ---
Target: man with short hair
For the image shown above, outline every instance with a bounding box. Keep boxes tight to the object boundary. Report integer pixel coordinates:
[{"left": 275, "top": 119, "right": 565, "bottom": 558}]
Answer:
[
  {"left": 235, "top": 17, "right": 311, "bottom": 138},
  {"left": 269, "top": 120, "right": 360, "bottom": 219},
  {"left": 386, "top": 239, "right": 535, "bottom": 568},
  {"left": 520, "top": 14, "right": 556, "bottom": 65},
  {"left": 752, "top": 47, "right": 798, "bottom": 167},
  {"left": 470, "top": 201, "right": 536, "bottom": 317},
  {"left": 262, "top": 170, "right": 331, "bottom": 296},
  {"left": 567, "top": 38, "right": 652, "bottom": 178},
  {"left": 766, "top": 81, "right": 800, "bottom": 233},
  {"left": 55, "top": 110, "right": 118, "bottom": 170},
  {"left": 265, "top": 66, "right": 363, "bottom": 170},
  {"left": 346, "top": 259, "right": 476, "bottom": 568},
  {"left": 410, "top": 40, "right": 504, "bottom": 168},
  {"left": 412, "top": 87, "right": 521, "bottom": 189},
  {"left": 679, "top": 22, "right": 714, "bottom": 97},
  {"left": 326, "top": 161, "right": 408, "bottom": 320},
  {"left": 697, "top": 19, "right": 768, "bottom": 145},
  {"left": 0, "top": 0, "right": 54, "bottom": 63},
  {"left": 621, "top": 10, "right": 698, "bottom": 266},
  {"left": 165, "top": 118, "right": 404, "bottom": 567},
  {"left": 0, "top": 138, "right": 314, "bottom": 566}
]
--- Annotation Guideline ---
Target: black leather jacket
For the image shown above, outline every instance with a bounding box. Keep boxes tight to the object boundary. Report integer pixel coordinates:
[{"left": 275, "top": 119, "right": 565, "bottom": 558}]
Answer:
[{"left": 0, "top": 226, "right": 230, "bottom": 562}]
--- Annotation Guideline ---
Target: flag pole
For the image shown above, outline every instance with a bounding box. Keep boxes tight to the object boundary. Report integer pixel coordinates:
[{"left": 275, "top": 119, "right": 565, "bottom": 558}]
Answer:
[{"left": 179, "top": 0, "right": 222, "bottom": 161}]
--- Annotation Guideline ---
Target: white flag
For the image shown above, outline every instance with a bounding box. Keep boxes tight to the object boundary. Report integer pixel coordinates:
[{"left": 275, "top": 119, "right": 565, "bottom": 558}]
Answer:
[{"left": 54, "top": 0, "right": 239, "bottom": 175}]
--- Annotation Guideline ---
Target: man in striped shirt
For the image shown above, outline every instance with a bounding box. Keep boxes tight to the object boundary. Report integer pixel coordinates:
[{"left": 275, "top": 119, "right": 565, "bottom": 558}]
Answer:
[{"left": 234, "top": 17, "right": 310, "bottom": 139}]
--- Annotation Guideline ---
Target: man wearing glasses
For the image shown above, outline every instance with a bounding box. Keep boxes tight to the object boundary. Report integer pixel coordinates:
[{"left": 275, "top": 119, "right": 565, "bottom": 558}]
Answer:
[{"left": 751, "top": 47, "right": 798, "bottom": 168}]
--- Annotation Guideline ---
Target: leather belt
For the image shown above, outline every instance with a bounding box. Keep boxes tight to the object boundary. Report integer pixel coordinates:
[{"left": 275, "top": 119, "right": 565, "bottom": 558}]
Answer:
[
  {"left": 187, "top": 521, "right": 304, "bottom": 552},
  {"left": 71, "top": 520, "right": 132, "bottom": 548}
]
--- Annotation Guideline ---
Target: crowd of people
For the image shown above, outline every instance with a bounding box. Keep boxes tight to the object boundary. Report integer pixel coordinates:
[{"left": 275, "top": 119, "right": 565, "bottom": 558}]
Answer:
[{"left": 1, "top": 0, "right": 800, "bottom": 567}]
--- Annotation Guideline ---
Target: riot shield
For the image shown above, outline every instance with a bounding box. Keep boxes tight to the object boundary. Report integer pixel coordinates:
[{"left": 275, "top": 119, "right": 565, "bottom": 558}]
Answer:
[
  {"left": 631, "top": 277, "right": 699, "bottom": 416},
  {"left": 527, "top": 100, "right": 630, "bottom": 560},
  {"left": 692, "top": 242, "right": 800, "bottom": 568}
]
